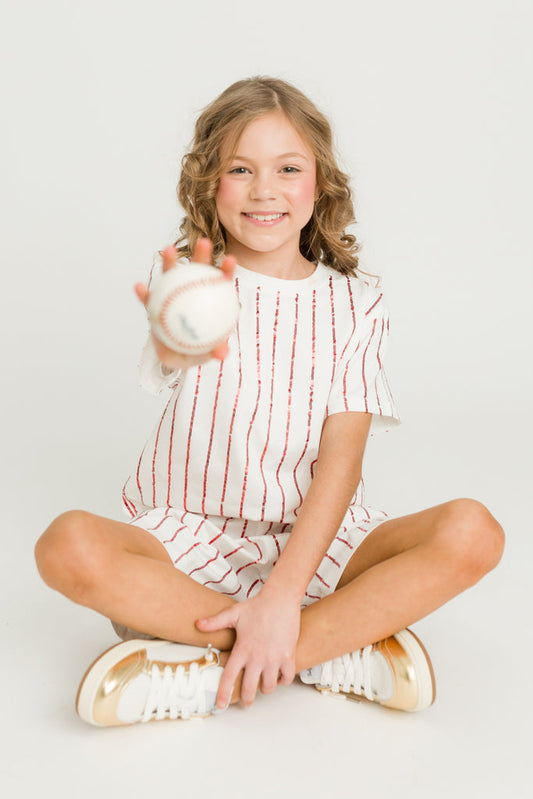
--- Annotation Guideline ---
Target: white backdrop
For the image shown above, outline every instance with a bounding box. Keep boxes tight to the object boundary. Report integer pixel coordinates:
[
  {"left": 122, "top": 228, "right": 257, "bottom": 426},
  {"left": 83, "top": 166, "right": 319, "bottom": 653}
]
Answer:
[{"left": 1, "top": 1, "right": 531, "bottom": 797}]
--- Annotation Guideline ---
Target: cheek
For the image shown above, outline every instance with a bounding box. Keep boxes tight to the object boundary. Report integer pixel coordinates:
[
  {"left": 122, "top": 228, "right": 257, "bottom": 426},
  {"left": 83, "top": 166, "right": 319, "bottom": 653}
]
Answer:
[
  {"left": 215, "top": 177, "right": 240, "bottom": 216},
  {"left": 289, "top": 175, "right": 317, "bottom": 213}
]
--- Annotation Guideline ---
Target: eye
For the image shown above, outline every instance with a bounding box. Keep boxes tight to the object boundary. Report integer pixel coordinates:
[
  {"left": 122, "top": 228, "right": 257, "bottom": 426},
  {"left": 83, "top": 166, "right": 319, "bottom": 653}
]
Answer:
[
  {"left": 228, "top": 166, "right": 250, "bottom": 175},
  {"left": 281, "top": 166, "right": 301, "bottom": 174}
]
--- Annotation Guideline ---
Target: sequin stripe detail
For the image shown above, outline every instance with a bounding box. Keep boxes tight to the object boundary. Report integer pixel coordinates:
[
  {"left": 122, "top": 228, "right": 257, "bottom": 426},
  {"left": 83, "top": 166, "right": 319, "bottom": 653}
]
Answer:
[
  {"left": 259, "top": 291, "right": 280, "bottom": 520},
  {"left": 325, "top": 552, "right": 341, "bottom": 568},
  {"left": 203, "top": 565, "right": 233, "bottom": 587},
  {"left": 208, "top": 517, "right": 230, "bottom": 546},
  {"left": 241, "top": 535, "right": 264, "bottom": 561},
  {"left": 174, "top": 541, "right": 201, "bottom": 564},
  {"left": 235, "top": 559, "right": 261, "bottom": 576},
  {"left": 135, "top": 443, "right": 149, "bottom": 506},
  {"left": 188, "top": 551, "right": 220, "bottom": 578},
  {"left": 220, "top": 279, "right": 243, "bottom": 515},
  {"left": 275, "top": 295, "right": 298, "bottom": 521},
  {"left": 365, "top": 293, "right": 383, "bottom": 316},
  {"left": 339, "top": 277, "right": 356, "bottom": 361},
  {"left": 362, "top": 317, "right": 378, "bottom": 412},
  {"left": 305, "top": 591, "right": 321, "bottom": 601},
  {"left": 163, "top": 525, "right": 187, "bottom": 544},
  {"left": 292, "top": 290, "right": 316, "bottom": 509},
  {"left": 224, "top": 545, "right": 244, "bottom": 558},
  {"left": 193, "top": 517, "right": 208, "bottom": 537},
  {"left": 151, "top": 393, "right": 175, "bottom": 507},
  {"left": 121, "top": 484, "right": 137, "bottom": 517},
  {"left": 247, "top": 578, "right": 264, "bottom": 598},
  {"left": 315, "top": 573, "right": 330, "bottom": 589},
  {"left": 343, "top": 341, "right": 361, "bottom": 412},
  {"left": 280, "top": 523, "right": 291, "bottom": 533},
  {"left": 239, "top": 287, "right": 262, "bottom": 518},
  {"left": 271, "top": 533, "right": 281, "bottom": 557},
  {"left": 151, "top": 508, "right": 172, "bottom": 531},
  {"left": 336, "top": 536, "right": 354, "bottom": 550},
  {"left": 166, "top": 392, "right": 180, "bottom": 507},
  {"left": 201, "top": 359, "right": 225, "bottom": 514},
  {"left": 374, "top": 316, "right": 386, "bottom": 415},
  {"left": 183, "top": 367, "right": 202, "bottom": 509},
  {"left": 221, "top": 584, "right": 244, "bottom": 597},
  {"left": 329, "top": 277, "right": 337, "bottom": 383}
]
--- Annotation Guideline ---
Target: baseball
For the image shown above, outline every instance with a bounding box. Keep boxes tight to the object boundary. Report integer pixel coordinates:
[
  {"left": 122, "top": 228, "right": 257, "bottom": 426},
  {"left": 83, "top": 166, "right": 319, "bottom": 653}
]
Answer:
[{"left": 147, "top": 262, "right": 240, "bottom": 355}]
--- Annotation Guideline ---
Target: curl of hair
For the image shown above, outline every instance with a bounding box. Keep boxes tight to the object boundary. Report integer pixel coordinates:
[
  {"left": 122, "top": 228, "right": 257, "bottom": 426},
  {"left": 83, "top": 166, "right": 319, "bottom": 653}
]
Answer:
[{"left": 172, "top": 76, "right": 377, "bottom": 281}]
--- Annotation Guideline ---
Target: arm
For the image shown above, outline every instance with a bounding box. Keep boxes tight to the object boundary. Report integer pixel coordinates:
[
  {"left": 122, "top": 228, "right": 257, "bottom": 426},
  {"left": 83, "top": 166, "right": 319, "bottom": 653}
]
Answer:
[{"left": 198, "top": 410, "right": 372, "bottom": 708}]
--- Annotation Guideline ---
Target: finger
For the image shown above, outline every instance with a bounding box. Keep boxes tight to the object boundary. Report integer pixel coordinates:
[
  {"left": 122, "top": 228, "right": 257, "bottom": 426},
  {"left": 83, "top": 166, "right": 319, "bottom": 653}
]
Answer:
[
  {"left": 219, "top": 253, "right": 237, "bottom": 280},
  {"left": 161, "top": 245, "right": 177, "bottom": 273},
  {"left": 134, "top": 283, "right": 149, "bottom": 307},
  {"left": 240, "top": 666, "right": 262, "bottom": 707},
  {"left": 216, "top": 652, "right": 244, "bottom": 709},
  {"left": 192, "top": 237, "right": 213, "bottom": 265},
  {"left": 196, "top": 606, "right": 237, "bottom": 632},
  {"left": 278, "top": 661, "right": 296, "bottom": 686},
  {"left": 210, "top": 341, "right": 229, "bottom": 361},
  {"left": 260, "top": 667, "right": 280, "bottom": 696}
]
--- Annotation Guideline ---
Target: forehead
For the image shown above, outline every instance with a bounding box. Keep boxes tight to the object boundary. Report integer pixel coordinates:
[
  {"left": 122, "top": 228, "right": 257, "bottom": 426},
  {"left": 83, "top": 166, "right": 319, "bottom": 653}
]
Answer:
[{"left": 224, "top": 111, "right": 315, "bottom": 161}]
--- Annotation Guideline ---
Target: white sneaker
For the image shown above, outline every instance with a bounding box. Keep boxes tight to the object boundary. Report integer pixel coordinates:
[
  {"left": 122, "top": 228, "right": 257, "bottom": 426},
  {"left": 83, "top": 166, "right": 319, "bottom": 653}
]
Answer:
[
  {"left": 300, "top": 629, "right": 436, "bottom": 711},
  {"left": 76, "top": 640, "right": 225, "bottom": 726}
]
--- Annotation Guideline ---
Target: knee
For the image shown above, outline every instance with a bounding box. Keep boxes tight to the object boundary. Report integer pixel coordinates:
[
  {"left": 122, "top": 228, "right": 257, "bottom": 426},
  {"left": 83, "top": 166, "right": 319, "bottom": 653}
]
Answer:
[
  {"left": 434, "top": 498, "right": 505, "bottom": 583},
  {"left": 34, "top": 510, "right": 102, "bottom": 601}
]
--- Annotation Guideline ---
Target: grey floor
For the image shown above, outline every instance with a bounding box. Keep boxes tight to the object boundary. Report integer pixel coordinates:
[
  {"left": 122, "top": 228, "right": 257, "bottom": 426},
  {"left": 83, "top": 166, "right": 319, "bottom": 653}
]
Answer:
[{"left": 3, "top": 406, "right": 530, "bottom": 799}]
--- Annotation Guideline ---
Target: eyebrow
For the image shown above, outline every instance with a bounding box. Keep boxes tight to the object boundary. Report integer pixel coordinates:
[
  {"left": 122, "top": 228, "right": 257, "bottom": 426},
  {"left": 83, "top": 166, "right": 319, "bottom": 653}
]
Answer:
[{"left": 232, "top": 152, "right": 312, "bottom": 163}]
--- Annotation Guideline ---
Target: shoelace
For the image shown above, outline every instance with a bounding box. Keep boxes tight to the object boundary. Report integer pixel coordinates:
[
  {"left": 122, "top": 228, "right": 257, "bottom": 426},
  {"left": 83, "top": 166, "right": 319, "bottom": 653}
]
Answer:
[
  {"left": 143, "top": 649, "right": 216, "bottom": 722},
  {"left": 320, "top": 646, "right": 375, "bottom": 702}
]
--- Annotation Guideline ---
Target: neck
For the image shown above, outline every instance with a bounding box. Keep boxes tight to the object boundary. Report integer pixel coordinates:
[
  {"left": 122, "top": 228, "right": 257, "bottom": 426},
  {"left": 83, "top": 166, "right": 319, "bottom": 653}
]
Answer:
[{"left": 225, "top": 239, "right": 315, "bottom": 280}]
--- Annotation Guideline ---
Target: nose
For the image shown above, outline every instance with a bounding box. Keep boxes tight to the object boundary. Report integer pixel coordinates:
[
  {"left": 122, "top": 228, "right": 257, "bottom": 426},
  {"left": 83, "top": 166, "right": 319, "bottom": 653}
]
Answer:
[{"left": 249, "top": 170, "right": 276, "bottom": 201}]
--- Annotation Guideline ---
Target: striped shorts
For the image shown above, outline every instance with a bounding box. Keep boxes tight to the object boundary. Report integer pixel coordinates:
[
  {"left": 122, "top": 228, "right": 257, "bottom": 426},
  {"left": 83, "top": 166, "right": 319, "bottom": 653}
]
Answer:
[{"left": 111, "top": 504, "right": 389, "bottom": 641}]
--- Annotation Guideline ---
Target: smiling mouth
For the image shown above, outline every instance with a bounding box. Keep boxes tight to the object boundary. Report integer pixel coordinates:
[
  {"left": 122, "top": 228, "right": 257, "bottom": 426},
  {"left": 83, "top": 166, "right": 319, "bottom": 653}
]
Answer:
[{"left": 243, "top": 212, "right": 287, "bottom": 222}]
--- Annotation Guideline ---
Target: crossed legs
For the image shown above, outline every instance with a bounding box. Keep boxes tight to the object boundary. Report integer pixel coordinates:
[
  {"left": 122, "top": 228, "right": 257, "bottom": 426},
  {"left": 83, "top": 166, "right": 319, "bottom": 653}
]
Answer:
[{"left": 35, "top": 498, "right": 504, "bottom": 705}]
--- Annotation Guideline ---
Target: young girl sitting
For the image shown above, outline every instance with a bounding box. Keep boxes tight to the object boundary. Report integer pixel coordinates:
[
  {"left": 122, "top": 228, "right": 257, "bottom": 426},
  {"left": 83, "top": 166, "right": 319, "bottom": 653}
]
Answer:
[{"left": 35, "top": 76, "right": 505, "bottom": 726}]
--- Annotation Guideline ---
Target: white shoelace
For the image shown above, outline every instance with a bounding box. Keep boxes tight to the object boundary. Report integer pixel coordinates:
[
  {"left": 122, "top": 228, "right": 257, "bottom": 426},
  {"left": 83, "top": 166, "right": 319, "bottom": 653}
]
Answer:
[
  {"left": 319, "top": 646, "right": 375, "bottom": 702},
  {"left": 143, "top": 659, "right": 213, "bottom": 722}
]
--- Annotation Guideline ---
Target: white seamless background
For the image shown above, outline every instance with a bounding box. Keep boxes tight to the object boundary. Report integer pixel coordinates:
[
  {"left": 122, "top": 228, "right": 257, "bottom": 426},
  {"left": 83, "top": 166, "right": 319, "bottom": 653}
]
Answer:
[{"left": 1, "top": 1, "right": 531, "bottom": 797}]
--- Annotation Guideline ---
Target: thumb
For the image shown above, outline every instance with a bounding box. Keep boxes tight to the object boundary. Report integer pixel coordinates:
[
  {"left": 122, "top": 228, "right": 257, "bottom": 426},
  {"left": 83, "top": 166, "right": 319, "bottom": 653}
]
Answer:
[{"left": 196, "top": 606, "right": 238, "bottom": 632}]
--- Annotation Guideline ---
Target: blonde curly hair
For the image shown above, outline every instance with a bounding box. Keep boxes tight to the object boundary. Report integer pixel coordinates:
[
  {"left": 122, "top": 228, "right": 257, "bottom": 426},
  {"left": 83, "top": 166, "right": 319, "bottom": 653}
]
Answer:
[{"left": 172, "top": 76, "right": 364, "bottom": 277}]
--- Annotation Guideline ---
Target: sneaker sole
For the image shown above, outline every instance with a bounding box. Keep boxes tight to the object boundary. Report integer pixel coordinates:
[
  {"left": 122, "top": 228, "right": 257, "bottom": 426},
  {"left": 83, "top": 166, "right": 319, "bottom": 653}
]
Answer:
[{"left": 76, "top": 639, "right": 210, "bottom": 726}]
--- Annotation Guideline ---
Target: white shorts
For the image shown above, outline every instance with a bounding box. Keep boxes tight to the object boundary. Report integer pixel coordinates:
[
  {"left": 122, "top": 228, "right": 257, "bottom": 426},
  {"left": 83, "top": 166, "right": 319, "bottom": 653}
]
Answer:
[{"left": 112, "top": 505, "right": 389, "bottom": 640}]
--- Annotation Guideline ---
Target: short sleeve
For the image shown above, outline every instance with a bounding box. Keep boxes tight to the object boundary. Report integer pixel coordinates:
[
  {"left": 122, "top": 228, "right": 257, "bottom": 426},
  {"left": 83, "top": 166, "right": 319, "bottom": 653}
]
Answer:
[
  {"left": 137, "top": 250, "right": 184, "bottom": 395},
  {"left": 138, "top": 336, "right": 182, "bottom": 394},
  {"left": 326, "top": 293, "right": 401, "bottom": 436}
]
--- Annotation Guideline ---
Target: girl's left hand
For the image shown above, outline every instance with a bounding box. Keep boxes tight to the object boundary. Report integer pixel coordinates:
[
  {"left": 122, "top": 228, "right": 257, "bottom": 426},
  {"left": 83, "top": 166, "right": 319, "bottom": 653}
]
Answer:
[{"left": 196, "top": 587, "right": 301, "bottom": 709}]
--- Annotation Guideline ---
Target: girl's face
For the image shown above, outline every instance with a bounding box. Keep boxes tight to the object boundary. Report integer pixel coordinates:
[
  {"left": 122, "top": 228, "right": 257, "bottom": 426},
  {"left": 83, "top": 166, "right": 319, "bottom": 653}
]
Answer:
[{"left": 215, "top": 111, "right": 317, "bottom": 267}]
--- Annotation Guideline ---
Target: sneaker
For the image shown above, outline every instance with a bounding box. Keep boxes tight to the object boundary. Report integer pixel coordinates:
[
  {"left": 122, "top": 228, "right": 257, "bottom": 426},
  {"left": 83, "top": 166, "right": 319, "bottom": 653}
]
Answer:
[
  {"left": 299, "top": 629, "right": 436, "bottom": 711},
  {"left": 76, "top": 640, "right": 225, "bottom": 726}
]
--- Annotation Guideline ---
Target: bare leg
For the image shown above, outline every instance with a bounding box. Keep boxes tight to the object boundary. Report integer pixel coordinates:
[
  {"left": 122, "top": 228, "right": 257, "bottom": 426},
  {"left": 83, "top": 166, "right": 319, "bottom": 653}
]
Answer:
[{"left": 35, "top": 499, "right": 504, "bottom": 703}]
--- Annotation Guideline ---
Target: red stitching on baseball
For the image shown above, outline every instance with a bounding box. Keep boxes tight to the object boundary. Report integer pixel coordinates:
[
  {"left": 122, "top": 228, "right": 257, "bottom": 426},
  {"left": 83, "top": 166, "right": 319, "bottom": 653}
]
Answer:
[{"left": 158, "top": 275, "right": 233, "bottom": 350}]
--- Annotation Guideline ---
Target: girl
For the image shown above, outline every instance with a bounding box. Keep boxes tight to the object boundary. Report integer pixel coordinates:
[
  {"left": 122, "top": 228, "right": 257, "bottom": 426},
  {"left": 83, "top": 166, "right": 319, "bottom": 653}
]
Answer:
[{"left": 35, "top": 77, "right": 504, "bottom": 726}]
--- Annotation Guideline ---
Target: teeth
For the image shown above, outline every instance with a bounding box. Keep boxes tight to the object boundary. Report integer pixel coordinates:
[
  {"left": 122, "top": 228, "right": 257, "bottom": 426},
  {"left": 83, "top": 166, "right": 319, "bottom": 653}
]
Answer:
[{"left": 246, "top": 213, "right": 285, "bottom": 221}]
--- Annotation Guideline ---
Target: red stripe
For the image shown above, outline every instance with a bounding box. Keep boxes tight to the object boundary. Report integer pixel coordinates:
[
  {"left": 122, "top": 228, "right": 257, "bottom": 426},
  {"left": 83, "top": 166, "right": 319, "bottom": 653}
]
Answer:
[
  {"left": 220, "top": 282, "right": 243, "bottom": 515},
  {"left": 235, "top": 560, "right": 259, "bottom": 576},
  {"left": 315, "top": 572, "right": 330, "bottom": 589},
  {"left": 259, "top": 291, "right": 280, "bottom": 519},
  {"left": 326, "top": 553, "right": 341, "bottom": 568},
  {"left": 271, "top": 534, "right": 281, "bottom": 557},
  {"left": 224, "top": 545, "right": 244, "bottom": 558},
  {"left": 166, "top": 394, "right": 180, "bottom": 506},
  {"left": 292, "top": 290, "right": 316, "bottom": 509},
  {"left": 365, "top": 293, "right": 383, "bottom": 316},
  {"left": 339, "top": 277, "right": 356, "bottom": 361},
  {"left": 189, "top": 551, "right": 220, "bottom": 577},
  {"left": 337, "top": 536, "right": 354, "bottom": 550},
  {"left": 174, "top": 540, "right": 201, "bottom": 563},
  {"left": 239, "top": 287, "right": 262, "bottom": 518},
  {"left": 208, "top": 518, "right": 230, "bottom": 546},
  {"left": 203, "top": 566, "right": 232, "bottom": 587},
  {"left": 362, "top": 318, "right": 378, "bottom": 412},
  {"left": 163, "top": 524, "right": 187, "bottom": 544},
  {"left": 183, "top": 367, "right": 202, "bottom": 509},
  {"left": 246, "top": 578, "right": 263, "bottom": 598},
  {"left": 329, "top": 277, "right": 337, "bottom": 382},
  {"left": 222, "top": 584, "right": 244, "bottom": 597},
  {"left": 121, "top": 486, "right": 137, "bottom": 517},
  {"left": 202, "top": 359, "right": 225, "bottom": 514},
  {"left": 305, "top": 591, "right": 321, "bottom": 601},
  {"left": 274, "top": 295, "right": 299, "bottom": 521}
]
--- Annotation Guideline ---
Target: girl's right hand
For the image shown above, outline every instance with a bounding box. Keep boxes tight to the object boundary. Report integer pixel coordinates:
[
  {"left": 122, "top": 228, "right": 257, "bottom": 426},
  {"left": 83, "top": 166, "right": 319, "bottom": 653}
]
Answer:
[{"left": 134, "top": 238, "right": 237, "bottom": 371}]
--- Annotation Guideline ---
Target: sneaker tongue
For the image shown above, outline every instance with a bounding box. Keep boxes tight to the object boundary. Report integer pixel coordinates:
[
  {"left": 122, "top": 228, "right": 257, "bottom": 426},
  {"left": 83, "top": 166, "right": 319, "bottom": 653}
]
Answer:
[
  {"left": 117, "top": 674, "right": 151, "bottom": 723},
  {"left": 369, "top": 651, "right": 394, "bottom": 701}
]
